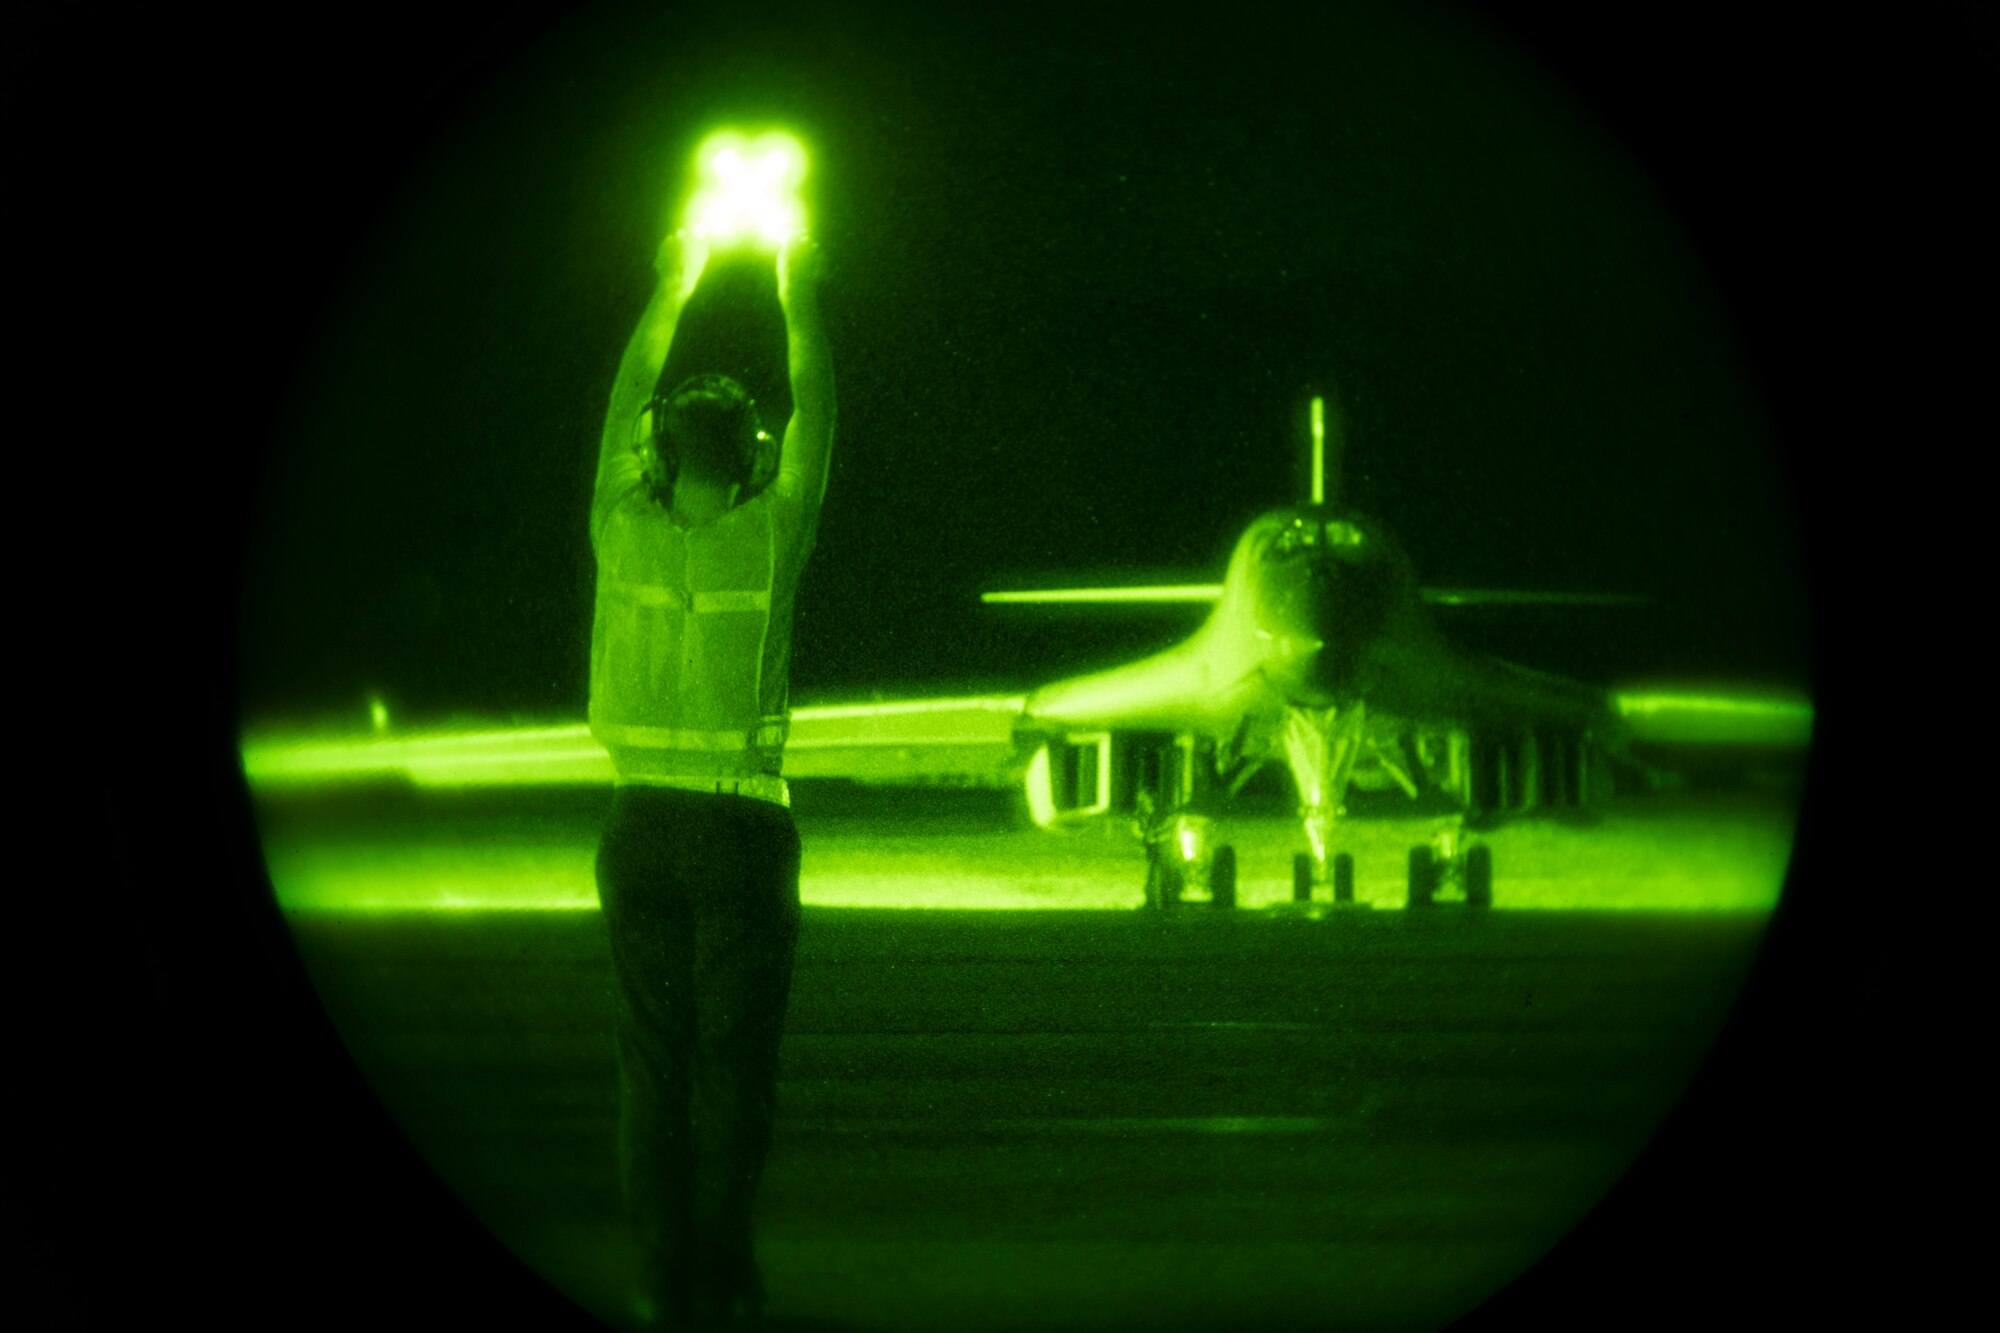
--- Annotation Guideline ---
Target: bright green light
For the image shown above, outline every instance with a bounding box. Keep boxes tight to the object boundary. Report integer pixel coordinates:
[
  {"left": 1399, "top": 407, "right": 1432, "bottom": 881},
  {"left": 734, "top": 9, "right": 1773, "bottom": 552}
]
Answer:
[{"left": 684, "top": 130, "right": 808, "bottom": 247}]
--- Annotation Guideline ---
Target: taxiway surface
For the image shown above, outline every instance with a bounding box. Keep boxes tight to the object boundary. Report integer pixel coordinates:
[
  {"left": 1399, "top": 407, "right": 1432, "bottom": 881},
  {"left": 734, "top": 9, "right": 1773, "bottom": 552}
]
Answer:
[{"left": 249, "top": 788, "right": 1794, "bottom": 1331}]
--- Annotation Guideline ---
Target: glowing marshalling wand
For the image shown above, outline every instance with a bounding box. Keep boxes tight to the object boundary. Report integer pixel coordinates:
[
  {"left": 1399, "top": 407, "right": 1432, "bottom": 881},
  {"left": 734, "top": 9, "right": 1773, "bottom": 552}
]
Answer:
[{"left": 683, "top": 130, "right": 810, "bottom": 248}]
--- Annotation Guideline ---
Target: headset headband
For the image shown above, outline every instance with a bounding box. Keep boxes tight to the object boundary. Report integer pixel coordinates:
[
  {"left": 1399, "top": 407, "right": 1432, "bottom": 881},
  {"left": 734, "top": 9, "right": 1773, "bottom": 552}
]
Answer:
[{"left": 633, "top": 388, "right": 780, "bottom": 504}]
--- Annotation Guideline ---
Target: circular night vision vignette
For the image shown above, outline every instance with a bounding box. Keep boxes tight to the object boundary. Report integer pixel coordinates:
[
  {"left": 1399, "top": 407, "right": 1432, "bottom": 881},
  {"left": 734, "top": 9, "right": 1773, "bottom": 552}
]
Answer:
[{"left": 234, "top": 6, "right": 1817, "bottom": 1333}]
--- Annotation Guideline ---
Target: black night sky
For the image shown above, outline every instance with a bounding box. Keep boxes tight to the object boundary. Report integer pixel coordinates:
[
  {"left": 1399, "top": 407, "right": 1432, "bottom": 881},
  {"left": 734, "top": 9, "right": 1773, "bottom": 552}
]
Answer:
[{"left": 233, "top": 0, "right": 1816, "bottom": 729}]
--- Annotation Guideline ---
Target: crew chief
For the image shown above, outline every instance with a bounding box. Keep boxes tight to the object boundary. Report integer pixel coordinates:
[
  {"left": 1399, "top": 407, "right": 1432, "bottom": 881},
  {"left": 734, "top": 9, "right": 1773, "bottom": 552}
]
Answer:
[{"left": 587, "top": 228, "right": 833, "bottom": 1326}]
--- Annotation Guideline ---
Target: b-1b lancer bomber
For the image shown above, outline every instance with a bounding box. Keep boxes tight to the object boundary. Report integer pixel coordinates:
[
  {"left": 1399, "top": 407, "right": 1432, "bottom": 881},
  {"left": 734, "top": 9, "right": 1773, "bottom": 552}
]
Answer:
[{"left": 987, "top": 392, "right": 1786, "bottom": 909}]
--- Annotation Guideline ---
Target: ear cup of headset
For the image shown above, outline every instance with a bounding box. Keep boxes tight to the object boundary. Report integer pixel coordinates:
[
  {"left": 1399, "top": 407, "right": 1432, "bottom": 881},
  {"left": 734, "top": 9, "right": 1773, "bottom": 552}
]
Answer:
[
  {"left": 633, "top": 399, "right": 680, "bottom": 506},
  {"left": 637, "top": 380, "right": 773, "bottom": 507}
]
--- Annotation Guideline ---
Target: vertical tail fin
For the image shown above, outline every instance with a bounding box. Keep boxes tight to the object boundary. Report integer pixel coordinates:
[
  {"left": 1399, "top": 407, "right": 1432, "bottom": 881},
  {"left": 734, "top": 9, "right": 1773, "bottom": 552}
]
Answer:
[
  {"left": 1310, "top": 396, "right": 1325, "bottom": 505},
  {"left": 1310, "top": 389, "right": 1345, "bottom": 509}
]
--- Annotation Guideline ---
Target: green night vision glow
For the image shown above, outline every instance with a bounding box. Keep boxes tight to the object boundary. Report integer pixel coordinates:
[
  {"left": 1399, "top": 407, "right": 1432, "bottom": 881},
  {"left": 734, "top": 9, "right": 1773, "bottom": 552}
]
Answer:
[
  {"left": 252, "top": 791, "right": 1795, "bottom": 915},
  {"left": 241, "top": 689, "right": 1811, "bottom": 792},
  {"left": 684, "top": 130, "right": 809, "bottom": 247},
  {"left": 1612, "top": 690, "right": 1815, "bottom": 747},
  {"left": 243, "top": 689, "right": 1803, "bottom": 915}
]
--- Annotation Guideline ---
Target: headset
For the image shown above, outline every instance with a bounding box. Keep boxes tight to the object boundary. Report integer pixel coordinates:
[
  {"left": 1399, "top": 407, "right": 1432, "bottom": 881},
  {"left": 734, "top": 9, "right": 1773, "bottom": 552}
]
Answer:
[{"left": 632, "top": 375, "right": 781, "bottom": 509}]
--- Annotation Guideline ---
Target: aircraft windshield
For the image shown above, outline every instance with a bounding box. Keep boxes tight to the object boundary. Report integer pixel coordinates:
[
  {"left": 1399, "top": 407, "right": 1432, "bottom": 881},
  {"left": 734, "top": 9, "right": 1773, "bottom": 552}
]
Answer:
[{"left": 1267, "top": 517, "right": 1365, "bottom": 560}]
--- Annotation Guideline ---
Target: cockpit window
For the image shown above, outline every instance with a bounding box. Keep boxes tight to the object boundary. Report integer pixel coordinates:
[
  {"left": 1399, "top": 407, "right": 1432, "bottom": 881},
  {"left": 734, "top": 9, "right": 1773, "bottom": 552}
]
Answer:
[
  {"left": 1266, "top": 517, "right": 1365, "bottom": 560},
  {"left": 1267, "top": 518, "right": 1315, "bottom": 560},
  {"left": 1323, "top": 521, "right": 1364, "bottom": 549}
]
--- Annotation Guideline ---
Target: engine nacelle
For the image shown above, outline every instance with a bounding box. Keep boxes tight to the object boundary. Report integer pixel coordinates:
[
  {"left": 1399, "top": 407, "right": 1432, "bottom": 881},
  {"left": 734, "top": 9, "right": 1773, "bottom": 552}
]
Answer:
[
  {"left": 1022, "top": 732, "right": 1113, "bottom": 829},
  {"left": 1467, "top": 726, "right": 1614, "bottom": 816}
]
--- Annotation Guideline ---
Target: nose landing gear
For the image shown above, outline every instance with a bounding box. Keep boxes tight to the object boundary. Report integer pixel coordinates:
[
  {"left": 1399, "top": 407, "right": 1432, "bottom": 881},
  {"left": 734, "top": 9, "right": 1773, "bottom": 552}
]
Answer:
[{"left": 1292, "top": 851, "right": 1357, "bottom": 904}]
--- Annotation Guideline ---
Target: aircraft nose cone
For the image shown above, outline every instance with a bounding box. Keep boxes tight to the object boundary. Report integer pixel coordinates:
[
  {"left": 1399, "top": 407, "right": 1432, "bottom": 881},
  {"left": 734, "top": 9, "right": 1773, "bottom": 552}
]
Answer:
[
  {"left": 1302, "top": 550, "right": 1401, "bottom": 698},
  {"left": 1304, "top": 558, "right": 1342, "bottom": 638}
]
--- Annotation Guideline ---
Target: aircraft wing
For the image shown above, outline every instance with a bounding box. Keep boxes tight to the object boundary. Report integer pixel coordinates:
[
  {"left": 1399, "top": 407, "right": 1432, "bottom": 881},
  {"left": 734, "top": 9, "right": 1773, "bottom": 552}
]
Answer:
[
  {"left": 1355, "top": 636, "right": 1620, "bottom": 734},
  {"left": 1610, "top": 687, "right": 1814, "bottom": 748},
  {"left": 982, "top": 585, "right": 1647, "bottom": 607},
  {"left": 240, "top": 695, "right": 1033, "bottom": 792},
  {"left": 1357, "top": 633, "right": 1814, "bottom": 745},
  {"left": 783, "top": 696, "right": 1030, "bottom": 785}
]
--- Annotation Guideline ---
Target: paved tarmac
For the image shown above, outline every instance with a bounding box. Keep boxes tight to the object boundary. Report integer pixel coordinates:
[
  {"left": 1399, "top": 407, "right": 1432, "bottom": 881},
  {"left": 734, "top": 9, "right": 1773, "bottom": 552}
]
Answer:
[
  {"left": 173, "top": 786, "right": 1825, "bottom": 1331},
  {"left": 286, "top": 901, "right": 1763, "bottom": 1331}
]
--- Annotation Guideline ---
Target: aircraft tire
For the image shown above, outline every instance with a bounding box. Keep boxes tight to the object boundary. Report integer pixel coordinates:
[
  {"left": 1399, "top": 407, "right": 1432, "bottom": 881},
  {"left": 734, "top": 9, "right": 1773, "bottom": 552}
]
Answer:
[
  {"left": 1407, "top": 846, "right": 1435, "bottom": 908},
  {"left": 1211, "top": 845, "right": 1237, "bottom": 909},
  {"left": 1465, "top": 845, "right": 1493, "bottom": 907},
  {"left": 1292, "top": 853, "right": 1313, "bottom": 903},
  {"left": 1333, "top": 853, "right": 1354, "bottom": 903}
]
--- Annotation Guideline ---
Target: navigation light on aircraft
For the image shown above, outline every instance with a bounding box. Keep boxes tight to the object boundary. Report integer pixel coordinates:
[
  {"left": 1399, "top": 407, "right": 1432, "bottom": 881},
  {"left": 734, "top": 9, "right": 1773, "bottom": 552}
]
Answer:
[{"left": 685, "top": 131, "right": 809, "bottom": 248}]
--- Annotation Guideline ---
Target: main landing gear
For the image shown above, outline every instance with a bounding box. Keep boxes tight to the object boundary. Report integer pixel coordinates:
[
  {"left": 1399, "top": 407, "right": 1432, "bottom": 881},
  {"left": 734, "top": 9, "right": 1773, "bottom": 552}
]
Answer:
[
  {"left": 1139, "top": 818, "right": 1494, "bottom": 911},
  {"left": 1143, "top": 812, "right": 1236, "bottom": 909},
  {"left": 1295, "top": 839, "right": 1492, "bottom": 910},
  {"left": 1406, "top": 829, "right": 1492, "bottom": 908}
]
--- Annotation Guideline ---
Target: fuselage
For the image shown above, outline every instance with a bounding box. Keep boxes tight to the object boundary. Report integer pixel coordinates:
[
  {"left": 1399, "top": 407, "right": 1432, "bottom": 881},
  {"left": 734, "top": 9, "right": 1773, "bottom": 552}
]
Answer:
[
  {"left": 1020, "top": 505, "right": 1612, "bottom": 741},
  {"left": 1022, "top": 507, "right": 1441, "bottom": 738}
]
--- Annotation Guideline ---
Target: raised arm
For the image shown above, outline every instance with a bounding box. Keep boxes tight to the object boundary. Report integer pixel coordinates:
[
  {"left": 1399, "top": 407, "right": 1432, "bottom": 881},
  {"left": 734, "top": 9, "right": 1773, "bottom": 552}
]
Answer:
[
  {"left": 592, "top": 233, "right": 708, "bottom": 531},
  {"left": 775, "top": 237, "right": 835, "bottom": 510}
]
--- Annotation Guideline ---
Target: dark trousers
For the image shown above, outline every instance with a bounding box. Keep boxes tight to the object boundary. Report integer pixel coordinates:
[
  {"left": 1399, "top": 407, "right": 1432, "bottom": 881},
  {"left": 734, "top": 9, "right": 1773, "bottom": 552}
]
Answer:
[{"left": 595, "top": 786, "right": 802, "bottom": 1318}]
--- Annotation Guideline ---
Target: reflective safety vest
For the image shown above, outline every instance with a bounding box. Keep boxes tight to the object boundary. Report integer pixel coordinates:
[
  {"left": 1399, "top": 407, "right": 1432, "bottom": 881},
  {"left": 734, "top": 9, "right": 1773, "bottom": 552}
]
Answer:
[{"left": 589, "top": 489, "right": 797, "bottom": 799}]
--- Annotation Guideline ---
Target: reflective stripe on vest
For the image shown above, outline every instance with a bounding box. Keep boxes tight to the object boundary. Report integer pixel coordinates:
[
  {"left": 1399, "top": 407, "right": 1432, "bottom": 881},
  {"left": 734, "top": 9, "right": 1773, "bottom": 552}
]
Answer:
[
  {"left": 593, "top": 718, "right": 791, "bottom": 752},
  {"left": 693, "top": 590, "right": 770, "bottom": 614},
  {"left": 588, "top": 493, "right": 788, "bottom": 779},
  {"left": 613, "top": 771, "right": 792, "bottom": 806},
  {"left": 595, "top": 584, "right": 774, "bottom": 614}
]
